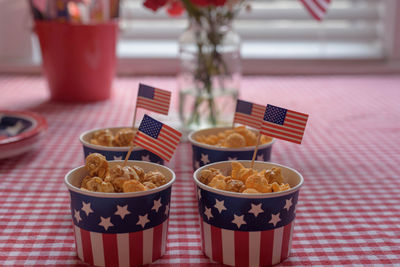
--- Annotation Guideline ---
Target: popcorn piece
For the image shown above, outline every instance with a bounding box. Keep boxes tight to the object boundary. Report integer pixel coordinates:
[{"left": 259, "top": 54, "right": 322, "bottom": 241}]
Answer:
[
  {"left": 198, "top": 168, "right": 221, "bottom": 185},
  {"left": 264, "top": 167, "right": 283, "bottom": 185},
  {"left": 132, "top": 165, "right": 145, "bottom": 180},
  {"left": 205, "top": 135, "right": 219, "bottom": 145},
  {"left": 280, "top": 183, "right": 290, "bottom": 191},
  {"left": 90, "top": 129, "right": 114, "bottom": 146},
  {"left": 245, "top": 174, "right": 272, "bottom": 193},
  {"left": 271, "top": 182, "right": 280, "bottom": 192},
  {"left": 122, "top": 180, "right": 147, "bottom": 193},
  {"left": 80, "top": 175, "right": 92, "bottom": 189},
  {"left": 195, "top": 126, "right": 272, "bottom": 148},
  {"left": 81, "top": 155, "right": 169, "bottom": 194},
  {"left": 111, "top": 177, "right": 129, "bottom": 192},
  {"left": 141, "top": 171, "right": 167, "bottom": 187},
  {"left": 223, "top": 133, "right": 246, "bottom": 148},
  {"left": 231, "top": 161, "right": 245, "bottom": 180},
  {"left": 236, "top": 168, "right": 256, "bottom": 183},
  {"left": 110, "top": 165, "right": 139, "bottom": 181},
  {"left": 199, "top": 161, "right": 290, "bottom": 194},
  {"left": 86, "top": 153, "right": 109, "bottom": 178},
  {"left": 242, "top": 188, "right": 260, "bottom": 194},
  {"left": 225, "top": 177, "right": 246, "bottom": 192},
  {"left": 208, "top": 174, "right": 227, "bottom": 190},
  {"left": 143, "top": 181, "right": 157, "bottom": 190},
  {"left": 86, "top": 177, "right": 115, "bottom": 193},
  {"left": 114, "top": 128, "right": 136, "bottom": 147}
]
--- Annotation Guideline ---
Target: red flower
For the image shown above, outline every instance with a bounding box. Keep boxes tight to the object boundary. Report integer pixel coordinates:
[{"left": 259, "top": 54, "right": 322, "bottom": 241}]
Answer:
[
  {"left": 143, "top": 0, "right": 168, "bottom": 11},
  {"left": 167, "top": 0, "right": 185, "bottom": 16}
]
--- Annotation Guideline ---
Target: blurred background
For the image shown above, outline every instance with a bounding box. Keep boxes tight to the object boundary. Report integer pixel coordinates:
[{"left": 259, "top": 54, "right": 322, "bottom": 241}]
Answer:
[{"left": 1, "top": 0, "right": 399, "bottom": 76}]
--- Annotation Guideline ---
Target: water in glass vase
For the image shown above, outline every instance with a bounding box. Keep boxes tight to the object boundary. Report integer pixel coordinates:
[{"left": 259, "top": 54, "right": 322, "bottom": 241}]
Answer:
[{"left": 178, "top": 20, "right": 241, "bottom": 131}]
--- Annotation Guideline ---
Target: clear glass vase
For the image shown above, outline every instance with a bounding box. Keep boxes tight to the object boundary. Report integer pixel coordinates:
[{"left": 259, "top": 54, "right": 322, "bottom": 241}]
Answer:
[{"left": 178, "top": 17, "right": 241, "bottom": 131}]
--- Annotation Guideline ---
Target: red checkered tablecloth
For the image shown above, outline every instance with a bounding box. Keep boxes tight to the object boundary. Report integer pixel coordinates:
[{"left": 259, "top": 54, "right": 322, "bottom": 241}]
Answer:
[{"left": 0, "top": 75, "right": 399, "bottom": 266}]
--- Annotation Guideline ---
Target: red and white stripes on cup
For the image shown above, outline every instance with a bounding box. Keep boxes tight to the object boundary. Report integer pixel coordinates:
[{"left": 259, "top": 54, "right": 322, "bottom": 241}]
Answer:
[
  {"left": 199, "top": 218, "right": 295, "bottom": 267},
  {"left": 73, "top": 220, "right": 169, "bottom": 267}
]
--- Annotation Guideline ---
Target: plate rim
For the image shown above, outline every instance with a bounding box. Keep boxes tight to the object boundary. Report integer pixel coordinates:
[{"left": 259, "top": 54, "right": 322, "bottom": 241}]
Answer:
[{"left": 0, "top": 110, "right": 47, "bottom": 146}]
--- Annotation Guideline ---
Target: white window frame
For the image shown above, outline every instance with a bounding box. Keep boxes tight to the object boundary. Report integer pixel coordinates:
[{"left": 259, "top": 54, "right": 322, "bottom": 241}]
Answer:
[{"left": 0, "top": 0, "right": 400, "bottom": 75}]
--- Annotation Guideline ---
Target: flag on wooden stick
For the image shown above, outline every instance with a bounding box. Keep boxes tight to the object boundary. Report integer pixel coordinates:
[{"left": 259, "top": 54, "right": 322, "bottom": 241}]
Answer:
[
  {"left": 261, "top": 104, "right": 309, "bottom": 144},
  {"left": 233, "top": 99, "right": 266, "bottom": 129},
  {"left": 134, "top": 115, "right": 182, "bottom": 161},
  {"left": 136, "top": 83, "right": 171, "bottom": 115}
]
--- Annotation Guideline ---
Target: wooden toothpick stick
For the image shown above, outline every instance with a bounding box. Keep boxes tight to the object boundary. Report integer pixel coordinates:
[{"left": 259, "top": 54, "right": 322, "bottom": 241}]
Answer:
[
  {"left": 132, "top": 107, "right": 138, "bottom": 129},
  {"left": 250, "top": 131, "right": 261, "bottom": 169},
  {"left": 123, "top": 142, "right": 135, "bottom": 167}
]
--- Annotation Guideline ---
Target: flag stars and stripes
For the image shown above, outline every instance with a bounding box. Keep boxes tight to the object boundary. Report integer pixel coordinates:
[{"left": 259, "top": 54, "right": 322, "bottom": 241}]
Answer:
[
  {"left": 248, "top": 203, "right": 264, "bottom": 218},
  {"left": 98, "top": 217, "right": 114, "bottom": 231},
  {"left": 114, "top": 205, "right": 130, "bottom": 220},
  {"left": 74, "top": 209, "right": 82, "bottom": 223},
  {"left": 135, "top": 115, "right": 182, "bottom": 162},
  {"left": 284, "top": 198, "right": 293, "bottom": 211},
  {"left": 261, "top": 104, "right": 309, "bottom": 144},
  {"left": 232, "top": 214, "right": 246, "bottom": 229},
  {"left": 152, "top": 198, "right": 162, "bottom": 213},
  {"left": 136, "top": 83, "right": 171, "bottom": 115},
  {"left": 201, "top": 153, "right": 210, "bottom": 165},
  {"left": 204, "top": 207, "right": 213, "bottom": 221},
  {"left": 234, "top": 99, "right": 266, "bottom": 129},
  {"left": 269, "top": 213, "right": 281, "bottom": 227},
  {"left": 81, "top": 201, "right": 93, "bottom": 216},
  {"left": 214, "top": 199, "right": 227, "bottom": 214},
  {"left": 137, "top": 214, "right": 150, "bottom": 228}
]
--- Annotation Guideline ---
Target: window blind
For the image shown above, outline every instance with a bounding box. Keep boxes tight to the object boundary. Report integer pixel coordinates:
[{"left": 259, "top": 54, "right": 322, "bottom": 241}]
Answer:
[{"left": 119, "top": 0, "right": 384, "bottom": 59}]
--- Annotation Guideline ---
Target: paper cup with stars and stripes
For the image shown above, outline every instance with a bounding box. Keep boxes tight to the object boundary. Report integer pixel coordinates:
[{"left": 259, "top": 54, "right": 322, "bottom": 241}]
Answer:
[
  {"left": 189, "top": 127, "right": 275, "bottom": 171},
  {"left": 80, "top": 127, "right": 164, "bottom": 165},
  {"left": 64, "top": 160, "right": 175, "bottom": 267},
  {"left": 193, "top": 160, "right": 303, "bottom": 267}
]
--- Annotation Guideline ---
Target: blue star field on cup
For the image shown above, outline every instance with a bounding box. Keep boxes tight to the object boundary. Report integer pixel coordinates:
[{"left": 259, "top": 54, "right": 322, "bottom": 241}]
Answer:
[
  {"left": 69, "top": 187, "right": 171, "bottom": 234},
  {"left": 196, "top": 186, "right": 299, "bottom": 231},
  {"left": 191, "top": 145, "right": 273, "bottom": 170}
]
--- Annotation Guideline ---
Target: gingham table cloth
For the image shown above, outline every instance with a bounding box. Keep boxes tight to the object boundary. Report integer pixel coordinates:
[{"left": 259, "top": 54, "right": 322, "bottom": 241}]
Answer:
[{"left": 0, "top": 75, "right": 399, "bottom": 266}]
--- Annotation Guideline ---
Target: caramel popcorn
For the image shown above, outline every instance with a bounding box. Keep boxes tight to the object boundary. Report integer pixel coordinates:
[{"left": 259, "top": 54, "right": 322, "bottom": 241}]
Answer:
[
  {"left": 195, "top": 126, "right": 272, "bottom": 148},
  {"left": 90, "top": 128, "right": 137, "bottom": 147},
  {"left": 141, "top": 171, "right": 168, "bottom": 187},
  {"left": 199, "top": 161, "right": 291, "bottom": 194},
  {"left": 80, "top": 154, "right": 169, "bottom": 193},
  {"left": 86, "top": 153, "right": 109, "bottom": 178}
]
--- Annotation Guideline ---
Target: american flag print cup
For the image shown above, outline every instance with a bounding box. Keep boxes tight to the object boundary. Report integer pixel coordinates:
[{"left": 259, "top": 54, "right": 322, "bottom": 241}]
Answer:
[
  {"left": 80, "top": 127, "right": 164, "bottom": 165},
  {"left": 64, "top": 161, "right": 175, "bottom": 267},
  {"left": 188, "top": 127, "right": 274, "bottom": 171},
  {"left": 193, "top": 160, "right": 303, "bottom": 266}
]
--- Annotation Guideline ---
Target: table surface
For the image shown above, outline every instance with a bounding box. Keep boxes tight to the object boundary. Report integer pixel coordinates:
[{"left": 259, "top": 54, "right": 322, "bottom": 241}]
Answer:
[{"left": 0, "top": 75, "right": 399, "bottom": 266}]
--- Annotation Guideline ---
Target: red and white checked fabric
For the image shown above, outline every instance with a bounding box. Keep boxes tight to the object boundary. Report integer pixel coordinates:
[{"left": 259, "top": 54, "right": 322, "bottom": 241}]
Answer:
[{"left": 0, "top": 75, "right": 400, "bottom": 266}]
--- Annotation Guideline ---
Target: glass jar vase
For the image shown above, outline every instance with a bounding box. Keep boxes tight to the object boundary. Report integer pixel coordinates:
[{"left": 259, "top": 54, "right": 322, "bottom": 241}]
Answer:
[{"left": 178, "top": 17, "right": 241, "bottom": 131}]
